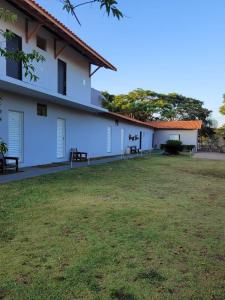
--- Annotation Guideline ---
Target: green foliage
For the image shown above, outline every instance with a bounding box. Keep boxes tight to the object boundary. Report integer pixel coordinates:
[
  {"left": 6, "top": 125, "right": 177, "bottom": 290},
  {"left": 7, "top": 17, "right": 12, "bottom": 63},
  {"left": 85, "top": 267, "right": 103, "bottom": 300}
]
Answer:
[
  {"left": 219, "top": 94, "right": 225, "bottom": 115},
  {"left": 162, "top": 140, "right": 183, "bottom": 154},
  {"left": 62, "top": 0, "right": 123, "bottom": 25},
  {"left": 0, "top": 139, "right": 8, "bottom": 154},
  {"left": 0, "top": 8, "right": 17, "bottom": 23},
  {"left": 216, "top": 124, "right": 225, "bottom": 136},
  {"left": 102, "top": 88, "right": 211, "bottom": 122},
  {"left": 161, "top": 143, "right": 195, "bottom": 152},
  {"left": 182, "top": 144, "right": 196, "bottom": 151},
  {"left": 0, "top": 47, "right": 45, "bottom": 82},
  {"left": 1, "top": 0, "right": 121, "bottom": 80},
  {"left": 1, "top": 156, "right": 225, "bottom": 299},
  {"left": 0, "top": 8, "right": 45, "bottom": 82}
]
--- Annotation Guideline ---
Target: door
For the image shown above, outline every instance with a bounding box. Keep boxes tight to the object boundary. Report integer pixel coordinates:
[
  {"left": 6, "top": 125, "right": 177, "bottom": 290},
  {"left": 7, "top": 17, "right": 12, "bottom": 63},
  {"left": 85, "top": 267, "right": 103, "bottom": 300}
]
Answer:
[
  {"left": 120, "top": 128, "right": 125, "bottom": 152},
  {"left": 107, "top": 126, "right": 112, "bottom": 153},
  {"left": 139, "top": 131, "right": 143, "bottom": 150},
  {"left": 8, "top": 111, "right": 24, "bottom": 161},
  {"left": 6, "top": 32, "right": 22, "bottom": 80},
  {"left": 152, "top": 133, "right": 155, "bottom": 148},
  {"left": 57, "top": 118, "right": 66, "bottom": 158}
]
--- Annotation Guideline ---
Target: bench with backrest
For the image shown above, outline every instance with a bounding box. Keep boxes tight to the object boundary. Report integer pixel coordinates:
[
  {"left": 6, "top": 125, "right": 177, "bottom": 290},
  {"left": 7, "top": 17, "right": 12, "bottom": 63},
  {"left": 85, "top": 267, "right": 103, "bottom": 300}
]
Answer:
[
  {"left": 70, "top": 148, "right": 88, "bottom": 162},
  {"left": 0, "top": 153, "right": 19, "bottom": 173},
  {"left": 130, "top": 146, "right": 139, "bottom": 154}
]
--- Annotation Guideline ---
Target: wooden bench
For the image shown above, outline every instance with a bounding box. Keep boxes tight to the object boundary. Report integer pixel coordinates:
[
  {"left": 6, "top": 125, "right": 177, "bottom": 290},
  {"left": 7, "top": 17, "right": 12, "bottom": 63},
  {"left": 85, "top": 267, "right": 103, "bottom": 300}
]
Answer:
[
  {"left": 0, "top": 153, "right": 19, "bottom": 173},
  {"left": 130, "top": 146, "right": 139, "bottom": 154},
  {"left": 70, "top": 148, "right": 88, "bottom": 162}
]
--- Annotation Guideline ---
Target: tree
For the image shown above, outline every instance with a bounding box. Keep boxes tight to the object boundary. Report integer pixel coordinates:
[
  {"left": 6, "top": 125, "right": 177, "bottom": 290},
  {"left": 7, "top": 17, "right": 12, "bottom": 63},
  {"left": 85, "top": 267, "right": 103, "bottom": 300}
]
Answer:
[
  {"left": 0, "top": 1, "right": 122, "bottom": 81},
  {"left": 62, "top": 0, "right": 123, "bottom": 25},
  {"left": 0, "top": 8, "right": 45, "bottom": 81},
  {"left": 216, "top": 124, "right": 225, "bottom": 137},
  {"left": 220, "top": 94, "right": 225, "bottom": 116},
  {"left": 102, "top": 89, "right": 161, "bottom": 121},
  {"left": 102, "top": 88, "right": 212, "bottom": 123}
]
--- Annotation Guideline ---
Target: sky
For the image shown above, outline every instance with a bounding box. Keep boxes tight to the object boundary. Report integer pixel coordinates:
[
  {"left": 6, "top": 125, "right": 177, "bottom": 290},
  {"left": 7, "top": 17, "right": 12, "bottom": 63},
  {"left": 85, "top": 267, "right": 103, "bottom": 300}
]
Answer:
[{"left": 36, "top": 0, "right": 225, "bottom": 126}]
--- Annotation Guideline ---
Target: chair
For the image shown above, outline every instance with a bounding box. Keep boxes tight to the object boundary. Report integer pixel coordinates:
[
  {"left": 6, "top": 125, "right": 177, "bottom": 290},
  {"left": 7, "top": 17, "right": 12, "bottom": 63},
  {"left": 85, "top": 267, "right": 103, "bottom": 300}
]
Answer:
[
  {"left": 130, "top": 146, "right": 138, "bottom": 154},
  {"left": 0, "top": 153, "right": 19, "bottom": 173},
  {"left": 70, "top": 148, "right": 88, "bottom": 162}
]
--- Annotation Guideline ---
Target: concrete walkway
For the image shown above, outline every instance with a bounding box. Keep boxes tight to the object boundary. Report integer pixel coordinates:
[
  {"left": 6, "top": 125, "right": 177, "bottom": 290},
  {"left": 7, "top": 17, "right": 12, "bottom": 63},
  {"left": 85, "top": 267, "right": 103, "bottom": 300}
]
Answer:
[
  {"left": 193, "top": 152, "right": 225, "bottom": 161},
  {"left": 0, "top": 153, "right": 149, "bottom": 184}
]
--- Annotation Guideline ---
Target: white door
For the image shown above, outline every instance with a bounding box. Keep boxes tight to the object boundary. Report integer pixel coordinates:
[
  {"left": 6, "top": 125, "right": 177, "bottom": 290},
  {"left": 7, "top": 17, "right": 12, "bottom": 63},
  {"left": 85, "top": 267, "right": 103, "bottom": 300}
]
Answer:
[
  {"left": 107, "top": 126, "right": 112, "bottom": 153},
  {"left": 120, "top": 128, "right": 125, "bottom": 152},
  {"left": 8, "top": 111, "right": 24, "bottom": 162},
  {"left": 57, "top": 118, "right": 66, "bottom": 158}
]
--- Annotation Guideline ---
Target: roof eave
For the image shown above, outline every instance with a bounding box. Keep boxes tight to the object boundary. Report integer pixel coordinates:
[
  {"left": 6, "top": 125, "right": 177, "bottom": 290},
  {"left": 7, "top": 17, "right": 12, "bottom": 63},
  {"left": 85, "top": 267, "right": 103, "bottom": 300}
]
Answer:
[
  {"left": 154, "top": 127, "right": 200, "bottom": 130},
  {"left": 7, "top": 0, "right": 117, "bottom": 71}
]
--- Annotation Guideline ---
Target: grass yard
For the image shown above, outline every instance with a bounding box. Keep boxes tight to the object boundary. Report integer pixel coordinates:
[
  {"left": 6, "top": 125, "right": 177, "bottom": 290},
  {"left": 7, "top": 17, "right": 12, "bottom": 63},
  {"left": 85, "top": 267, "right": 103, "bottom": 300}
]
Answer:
[{"left": 0, "top": 155, "right": 225, "bottom": 300}]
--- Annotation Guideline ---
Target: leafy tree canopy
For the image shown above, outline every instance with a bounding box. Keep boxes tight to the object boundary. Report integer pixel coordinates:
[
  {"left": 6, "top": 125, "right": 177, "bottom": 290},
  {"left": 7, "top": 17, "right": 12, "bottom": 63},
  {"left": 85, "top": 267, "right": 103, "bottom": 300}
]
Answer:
[
  {"left": 220, "top": 94, "right": 225, "bottom": 116},
  {"left": 216, "top": 124, "right": 225, "bottom": 137},
  {"left": 102, "top": 88, "right": 212, "bottom": 123}
]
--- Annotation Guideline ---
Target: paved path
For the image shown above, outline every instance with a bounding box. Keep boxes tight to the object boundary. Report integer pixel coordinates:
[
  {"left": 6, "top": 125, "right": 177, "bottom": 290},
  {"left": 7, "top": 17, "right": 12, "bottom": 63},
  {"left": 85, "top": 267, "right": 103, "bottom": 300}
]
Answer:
[
  {"left": 193, "top": 152, "right": 225, "bottom": 161},
  {"left": 0, "top": 153, "right": 148, "bottom": 184}
]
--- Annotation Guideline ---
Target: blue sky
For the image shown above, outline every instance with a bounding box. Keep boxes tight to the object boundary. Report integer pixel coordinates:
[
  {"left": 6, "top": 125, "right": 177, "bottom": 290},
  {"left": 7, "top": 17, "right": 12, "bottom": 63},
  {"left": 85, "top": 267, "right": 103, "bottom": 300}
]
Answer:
[{"left": 37, "top": 0, "right": 225, "bottom": 125}]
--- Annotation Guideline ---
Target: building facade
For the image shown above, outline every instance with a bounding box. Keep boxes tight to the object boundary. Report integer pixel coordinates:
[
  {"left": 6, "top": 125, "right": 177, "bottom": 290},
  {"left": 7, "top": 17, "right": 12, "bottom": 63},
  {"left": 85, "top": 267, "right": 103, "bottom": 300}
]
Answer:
[
  {"left": 0, "top": 0, "right": 154, "bottom": 167},
  {"left": 148, "top": 121, "right": 202, "bottom": 150}
]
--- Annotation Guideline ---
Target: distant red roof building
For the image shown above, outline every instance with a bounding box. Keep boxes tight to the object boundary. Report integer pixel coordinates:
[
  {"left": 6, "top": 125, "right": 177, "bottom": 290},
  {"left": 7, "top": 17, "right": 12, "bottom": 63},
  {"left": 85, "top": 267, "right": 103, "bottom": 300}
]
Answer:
[{"left": 147, "top": 120, "right": 203, "bottom": 130}]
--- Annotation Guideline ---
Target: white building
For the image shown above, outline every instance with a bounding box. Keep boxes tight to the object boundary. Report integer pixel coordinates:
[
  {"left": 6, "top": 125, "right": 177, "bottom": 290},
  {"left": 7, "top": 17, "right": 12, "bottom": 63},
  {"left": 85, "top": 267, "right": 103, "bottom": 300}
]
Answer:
[
  {"left": 148, "top": 121, "right": 202, "bottom": 149},
  {"left": 0, "top": 0, "right": 154, "bottom": 167}
]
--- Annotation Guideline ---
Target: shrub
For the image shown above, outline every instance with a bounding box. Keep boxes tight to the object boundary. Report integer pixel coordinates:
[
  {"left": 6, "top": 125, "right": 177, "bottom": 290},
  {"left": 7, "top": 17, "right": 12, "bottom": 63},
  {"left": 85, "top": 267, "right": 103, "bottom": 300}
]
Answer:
[
  {"left": 162, "top": 140, "right": 183, "bottom": 155},
  {"left": 0, "top": 139, "right": 8, "bottom": 154},
  {"left": 161, "top": 143, "right": 195, "bottom": 152},
  {"left": 183, "top": 144, "right": 195, "bottom": 151}
]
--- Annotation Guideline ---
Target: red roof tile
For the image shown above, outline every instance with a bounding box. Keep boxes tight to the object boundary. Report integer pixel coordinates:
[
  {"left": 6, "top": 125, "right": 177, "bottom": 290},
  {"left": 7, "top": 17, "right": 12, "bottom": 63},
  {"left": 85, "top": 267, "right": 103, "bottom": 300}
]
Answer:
[
  {"left": 8, "top": 0, "right": 116, "bottom": 71},
  {"left": 147, "top": 120, "right": 203, "bottom": 130},
  {"left": 105, "top": 112, "right": 154, "bottom": 128}
]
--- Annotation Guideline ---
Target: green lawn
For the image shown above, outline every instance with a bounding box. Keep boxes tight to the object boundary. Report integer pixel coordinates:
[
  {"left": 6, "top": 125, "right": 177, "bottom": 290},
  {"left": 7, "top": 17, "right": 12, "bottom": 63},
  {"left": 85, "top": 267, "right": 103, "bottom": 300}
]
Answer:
[{"left": 0, "top": 155, "right": 225, "bottom": 300}]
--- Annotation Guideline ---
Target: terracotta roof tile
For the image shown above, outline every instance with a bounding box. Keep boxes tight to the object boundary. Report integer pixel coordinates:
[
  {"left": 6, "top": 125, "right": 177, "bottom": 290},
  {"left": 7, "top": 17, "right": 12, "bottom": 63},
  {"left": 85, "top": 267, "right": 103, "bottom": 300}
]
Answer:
[
  {"left": 8, "top": 0, "right": 116, "bottom": 70},
  {"left": 147, "top": 120, "right": 203, "bottom": 130},
  {"left": 105, "top": 112, "right": 154, "bottom": 128}
]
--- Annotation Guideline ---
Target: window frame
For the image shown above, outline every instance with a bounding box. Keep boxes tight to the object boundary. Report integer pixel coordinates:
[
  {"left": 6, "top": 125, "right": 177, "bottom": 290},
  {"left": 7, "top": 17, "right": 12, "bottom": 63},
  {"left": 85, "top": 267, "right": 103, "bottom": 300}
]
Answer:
[
  {"left": 37, "top": 103, "right": 48, "bottom": 117},
  {"left": 58, "top": 59, "right": 67, "bottom": 96},
  {"left": 6, "top": 30, "right": 22, "bottom": 80},
  {"left": 169, "top": 134, "right": 180, "bottom": 141}
]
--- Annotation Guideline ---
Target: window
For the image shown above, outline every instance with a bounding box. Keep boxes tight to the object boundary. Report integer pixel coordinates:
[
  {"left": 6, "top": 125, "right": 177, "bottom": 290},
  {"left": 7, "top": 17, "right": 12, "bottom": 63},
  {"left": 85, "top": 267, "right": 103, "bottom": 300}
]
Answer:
[
  {"left": 37, "top": 103, "right": 47, "bottom": 117},
  {"left": 58, "top": 59, "right": 67, "bottom": 95},
  {"left": 169, "top": 134, "right": 180, "bottom": 141},
  {"left": 36, "top": 35, "right": 47, "bottom": 51},
  {"left": 6, "top": 31, "right": 22, "bottom": 80}
]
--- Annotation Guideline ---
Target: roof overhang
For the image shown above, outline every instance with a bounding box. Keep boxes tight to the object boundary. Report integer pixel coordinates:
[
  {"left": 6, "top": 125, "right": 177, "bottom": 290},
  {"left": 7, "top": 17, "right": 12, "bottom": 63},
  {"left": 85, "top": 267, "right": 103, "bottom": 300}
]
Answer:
[
  {"left": 102, "top": 112, "right": 155, "bottom": 129},
  {"left": 7, "top": 0, "right": 117, "bottom": 71},
  {"left": 147, "top": 121, "right": 203, "bottom": 130},
  {"left": 154, "top": 128, "right": 199, "bottom": 130}
]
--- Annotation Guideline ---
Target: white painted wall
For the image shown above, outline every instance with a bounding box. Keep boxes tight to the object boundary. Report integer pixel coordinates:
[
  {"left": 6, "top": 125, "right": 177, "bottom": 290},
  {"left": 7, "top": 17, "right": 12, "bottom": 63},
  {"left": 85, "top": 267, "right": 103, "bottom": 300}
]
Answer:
[
  {"left": 153, "top": 129, "right": 198, "bottom": 148},
  {"left": 91, "top": 88, "right": 104, "bottom": 107},
  {"left": 0, "top": 1, "right": 91, "bottom": 106},
  {"left": 0, "top": 92, "right": 153, "bottom": 167}
]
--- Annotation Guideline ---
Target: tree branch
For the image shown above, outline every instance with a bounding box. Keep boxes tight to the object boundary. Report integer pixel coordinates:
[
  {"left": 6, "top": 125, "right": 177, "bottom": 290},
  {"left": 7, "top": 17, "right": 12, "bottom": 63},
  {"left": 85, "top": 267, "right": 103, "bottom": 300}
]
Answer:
[
  {"left": 74, "top": 0, "right": 97, "bottom": 8},
  {"left": 61, "top": 0, "right": 123, "bottom": 25}
]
